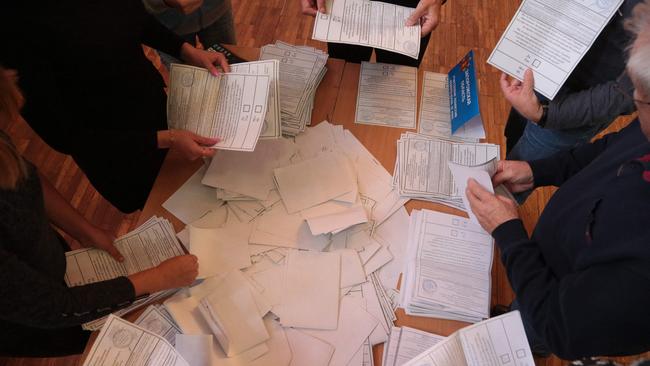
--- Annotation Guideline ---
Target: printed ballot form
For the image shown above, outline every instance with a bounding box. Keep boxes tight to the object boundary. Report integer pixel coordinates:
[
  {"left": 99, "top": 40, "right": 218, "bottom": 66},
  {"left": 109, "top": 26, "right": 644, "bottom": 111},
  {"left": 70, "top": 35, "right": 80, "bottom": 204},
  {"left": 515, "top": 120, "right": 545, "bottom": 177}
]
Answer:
[
  {"left": 83, "top": 315, "right": 189, "bottom": 366},
  {"left": 312, "top": 0, "right": 421, "bottom": 59},
  {"left": 65, "top": 217, "right": 184, "bottom": 286},
  {"left": 488, "top": 0, "right": 624, "bottom": 99},
  {"left": 356, "top": 62, "right": 418, "bottom": 129},
  {"left": 229, "top": 60, "right": 282, "bottom": 139},
  {"left": 167, "top": 64, "right": 271, "bottom": 151},
  {"left": 403, "top": 311, "right": 535, "bottom": 366}
]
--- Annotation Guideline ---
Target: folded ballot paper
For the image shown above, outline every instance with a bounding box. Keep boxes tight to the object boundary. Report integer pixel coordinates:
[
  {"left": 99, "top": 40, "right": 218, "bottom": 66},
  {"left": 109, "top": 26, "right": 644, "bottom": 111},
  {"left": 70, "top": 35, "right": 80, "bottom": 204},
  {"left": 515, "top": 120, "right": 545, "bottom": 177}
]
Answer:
[
  {"left": 259, "top": 42, "right": 328, "bottom": 136},
  {"left": 403, "top": 311, "right": 535, "bottom": 366},
  {"left": 418, "top": 51, "right": 485, "bottom": 141},
  {"left": 167, "top": 63, "right": 271, "bottom": 151},
  {"left": 64, "top": 216, "right": 185, "bottom": 331}
]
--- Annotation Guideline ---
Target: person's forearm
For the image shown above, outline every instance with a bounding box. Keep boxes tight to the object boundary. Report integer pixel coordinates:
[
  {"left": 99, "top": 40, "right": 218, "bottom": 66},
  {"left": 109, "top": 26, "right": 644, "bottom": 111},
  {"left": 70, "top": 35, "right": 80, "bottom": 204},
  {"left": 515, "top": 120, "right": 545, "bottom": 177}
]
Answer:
[
  {"left": 128, "top": 268, "right": 162, "bottom": 296},
  {"left": 39, "top": 172, "right": 97, "bottom": 243}
]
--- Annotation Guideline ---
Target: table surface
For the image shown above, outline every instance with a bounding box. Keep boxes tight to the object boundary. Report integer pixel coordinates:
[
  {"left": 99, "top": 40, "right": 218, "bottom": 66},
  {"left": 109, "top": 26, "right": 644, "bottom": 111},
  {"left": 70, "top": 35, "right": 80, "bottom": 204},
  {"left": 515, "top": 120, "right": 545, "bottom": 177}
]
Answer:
[{"left": 80, "top": 45, "right": 473, "bottom": 366}]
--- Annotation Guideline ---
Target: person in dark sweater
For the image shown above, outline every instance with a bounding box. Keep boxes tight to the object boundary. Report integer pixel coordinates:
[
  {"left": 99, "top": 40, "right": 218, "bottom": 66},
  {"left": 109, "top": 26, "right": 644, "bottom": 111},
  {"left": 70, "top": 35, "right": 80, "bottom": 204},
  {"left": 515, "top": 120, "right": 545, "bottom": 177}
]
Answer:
[
  {"left": 0, "top": 1, "right": 231, "bottom": 214},
  {"left": 465, "top": 2, "right": 650, "bottom": 359},
  {"left": 0, "top": 68, "right": 199, "bottom": 357},
  {"left": 501, "top": 0, "right": 640, "bottom": 166}
]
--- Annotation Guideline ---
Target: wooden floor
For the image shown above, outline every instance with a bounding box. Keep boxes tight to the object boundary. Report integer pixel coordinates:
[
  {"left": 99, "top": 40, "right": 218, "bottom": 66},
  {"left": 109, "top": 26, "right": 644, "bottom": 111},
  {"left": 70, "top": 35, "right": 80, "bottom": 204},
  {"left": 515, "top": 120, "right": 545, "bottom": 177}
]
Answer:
[{"left": 1, "top": 0, "right": 647, "bottom": 365}]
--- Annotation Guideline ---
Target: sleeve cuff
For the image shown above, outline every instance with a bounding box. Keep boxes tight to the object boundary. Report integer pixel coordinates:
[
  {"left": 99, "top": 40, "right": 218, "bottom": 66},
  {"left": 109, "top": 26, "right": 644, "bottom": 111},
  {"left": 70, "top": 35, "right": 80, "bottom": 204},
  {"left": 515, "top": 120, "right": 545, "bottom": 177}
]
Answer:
[
  {"left": 492, "top": 219, "right": 529, "bottom": 251},
  {"left": 528, "top": 158, "right": 559, "bottom": 187}
]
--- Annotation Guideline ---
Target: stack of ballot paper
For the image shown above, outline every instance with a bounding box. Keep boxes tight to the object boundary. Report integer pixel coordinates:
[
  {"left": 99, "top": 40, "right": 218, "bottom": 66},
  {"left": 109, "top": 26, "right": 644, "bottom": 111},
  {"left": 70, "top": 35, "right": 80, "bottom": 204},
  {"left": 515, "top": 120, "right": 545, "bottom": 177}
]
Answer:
[
  {"left": 401, "top": 209, "right": 494, "bottom": 323},
  {"left": 64, "top": 216, "right": 185, "bottom": 331},
  {"left": 393, "top": 132, "right": 500, "bottom": 210},
  {"left": 167, "top": 63, "right": 272, "bottom": 152},
  {"left": 259, "top": 41, "right": 328, "bottom": 136},
  {"left": 403, "top": 311, "right": 535, "bottom": 366},
  {"left": 382, "top": 326, "right": 445, "bottom": 366}
]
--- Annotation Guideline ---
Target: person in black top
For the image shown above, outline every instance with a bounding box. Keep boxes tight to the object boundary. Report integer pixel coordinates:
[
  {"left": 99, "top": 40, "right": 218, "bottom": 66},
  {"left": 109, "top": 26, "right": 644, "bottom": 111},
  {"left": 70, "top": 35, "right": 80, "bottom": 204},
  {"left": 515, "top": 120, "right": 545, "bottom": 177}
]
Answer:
[
  {"left": 0, "top": 68, "right": 199, "bottom": 357},
  {"left": 299, "top": 0, "right": 445, "bottom": 67},
  {"left": 0, "top": 1, "right": 231, "bottom": 214},
  {"left": 465, "top": 1, "right": 650, "bottom": 359}
]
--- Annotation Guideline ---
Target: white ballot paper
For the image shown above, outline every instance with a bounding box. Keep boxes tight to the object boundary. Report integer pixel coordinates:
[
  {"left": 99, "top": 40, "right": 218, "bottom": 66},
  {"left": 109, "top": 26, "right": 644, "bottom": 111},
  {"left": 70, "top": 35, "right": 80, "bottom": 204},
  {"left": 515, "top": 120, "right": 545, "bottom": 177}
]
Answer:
[
  {"left": 401, "top": 209, "right": 494, "bottom": 322},
  {"left": 488, "top": 0, "right": 624, "bottom": 99},
  {"left": 382, "top": 326, "right": 445, "bottom": 366},
  {"left": 65, "top": 217, "right": 184, "bottom": 286},
  {"left": 403, "top": 311, "right": 535, "bottom": 366},
  {"left": 275, "top": 250, "right": 341, "bottom": 330},
  {"left": 189, "top": 224, "right": 252, "bottom": 279},
  {"left": 448, "top": 159, "right": 497, "bottom": 225},
  {"left": 167, "top": 63, "right": 271, "bottom": 151},
  {"left": 134, "top": 305, "right": 182, "bottom": 346},
  {"left": 356, "top": 62, "right": 418, "bottom": 129},
  {"left": 82, "top": 315, "right": 189, "bottom": 366},
  {"left": 312, "top": 0, "right": 422, "bottom": 59},
  {"left": 198, "top": 271, "right": 270, "bottom": 357},
  {"left": 229, "top": 60, "right": 282, "bottom": 139},
  {"left": 162, "top": 164, "right": 224, "bottom": 225},
  {"left": 418, "top": 72, "right": 484, "bottom": 141}
]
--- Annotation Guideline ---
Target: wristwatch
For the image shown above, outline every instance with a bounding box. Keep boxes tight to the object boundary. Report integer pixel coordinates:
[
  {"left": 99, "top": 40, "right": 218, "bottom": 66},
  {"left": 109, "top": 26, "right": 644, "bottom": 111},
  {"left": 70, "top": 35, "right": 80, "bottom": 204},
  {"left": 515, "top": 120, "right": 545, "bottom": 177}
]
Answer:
[{"left": 537, "top": 102, "right": 549, "bottom": 128}]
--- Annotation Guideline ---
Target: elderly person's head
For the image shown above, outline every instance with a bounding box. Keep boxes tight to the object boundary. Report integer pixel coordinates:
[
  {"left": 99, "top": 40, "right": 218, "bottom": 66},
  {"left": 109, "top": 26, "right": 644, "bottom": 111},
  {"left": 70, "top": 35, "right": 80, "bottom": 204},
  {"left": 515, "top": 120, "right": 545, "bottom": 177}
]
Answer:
[{"left": 627, "top": 1, "right": 650, "bottom": 138}]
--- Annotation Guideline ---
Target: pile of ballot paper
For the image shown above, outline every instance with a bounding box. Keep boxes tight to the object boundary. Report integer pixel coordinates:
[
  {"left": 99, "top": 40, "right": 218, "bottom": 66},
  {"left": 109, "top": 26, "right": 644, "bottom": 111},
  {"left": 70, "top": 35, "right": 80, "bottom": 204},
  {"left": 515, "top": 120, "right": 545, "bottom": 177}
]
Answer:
[
  {"left": 259, "top": 41, "right": 328, "bottom": 136},
  {"left": 64, "top": 216, "right": 186, "bottom": 331},
  {"left": 400, "top": 209, "right": 494, "bottom": 323},
  {"left": 393, "top": 132, "right": 500, "bottom": 211},
  {"left": 93, "top": 121, "right": 410, "bottom": 366}
]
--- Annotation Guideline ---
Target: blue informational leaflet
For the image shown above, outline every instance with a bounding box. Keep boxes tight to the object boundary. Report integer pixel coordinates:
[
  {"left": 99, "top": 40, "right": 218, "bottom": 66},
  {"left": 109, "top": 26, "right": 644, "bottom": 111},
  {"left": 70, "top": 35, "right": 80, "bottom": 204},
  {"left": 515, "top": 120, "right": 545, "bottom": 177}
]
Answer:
[{"left": 448, "top": 51, "right": 481, "bottom": 134}]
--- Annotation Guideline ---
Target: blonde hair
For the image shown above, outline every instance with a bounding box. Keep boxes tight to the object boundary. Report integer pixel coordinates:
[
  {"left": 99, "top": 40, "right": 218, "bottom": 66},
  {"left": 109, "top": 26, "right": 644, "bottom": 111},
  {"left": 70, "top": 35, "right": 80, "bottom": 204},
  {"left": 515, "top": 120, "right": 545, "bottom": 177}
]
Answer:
[
  {"left": 0, "top": 66, "right": 28, "bottom": 190},
  {"left": 626, "top": 1, "right": 650, "bottom": 98}
]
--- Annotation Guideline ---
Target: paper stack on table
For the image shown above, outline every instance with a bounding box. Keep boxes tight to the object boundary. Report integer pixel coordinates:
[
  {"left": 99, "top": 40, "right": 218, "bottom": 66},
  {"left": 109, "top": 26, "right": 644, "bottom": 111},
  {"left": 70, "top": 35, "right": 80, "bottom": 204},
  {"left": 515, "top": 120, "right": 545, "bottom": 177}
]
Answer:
[
  {"left": 167, "top": 63, "right": 271, "bottom": 151},
  {"left": 259, "top": 41, "right": 328, "bottom": 136},
  {"left": 64, "top": 216, "right": 185, "bottom": 331},
  {"left": 402, "top": 311, "right": 535, "bottom": 366},
  {"left": 393, "top": 132, "right": 499, "bottom": 210},
  {"left": 401, "top": 209, "right": 494, "bottom": 323},
  {"left": 382, "top": 326, "right": 445, "bottom": 366}
]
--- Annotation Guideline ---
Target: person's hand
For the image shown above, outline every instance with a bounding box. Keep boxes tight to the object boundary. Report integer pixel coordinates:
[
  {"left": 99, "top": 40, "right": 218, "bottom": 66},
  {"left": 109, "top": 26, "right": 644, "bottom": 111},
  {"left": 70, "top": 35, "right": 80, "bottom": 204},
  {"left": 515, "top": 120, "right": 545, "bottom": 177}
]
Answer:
[
  {"left": 500, "top": 69, "right": 543, "bottom": 122},
  {"left": 405, "top": 0, "right": 443, "bottom": 37},
  {"left": 466, "top": 178, "right": 519, "bottom": 234},
  {"left": 300, "top": 0, "right": 327, "bottom": 16},
  {"left": 154, "top": 255, "right": 199, "bottom": 289},
  {"left": 129, "top": 255, "right": 199, "bottom": 295},
  {"left": 163, "top": 0, "right": 204, "bottom": 14},
  {"left": 158, "top": 130, "right": 219, "bottom": 161},
  {"left": 180, "top": 43, "right": 231, "bottom": 75},
  {"left": 80, "top": 227, "right": 124, "bottom": 262},
  {"left": 492, "top": 160, "right": 534, "bottom": 193}
]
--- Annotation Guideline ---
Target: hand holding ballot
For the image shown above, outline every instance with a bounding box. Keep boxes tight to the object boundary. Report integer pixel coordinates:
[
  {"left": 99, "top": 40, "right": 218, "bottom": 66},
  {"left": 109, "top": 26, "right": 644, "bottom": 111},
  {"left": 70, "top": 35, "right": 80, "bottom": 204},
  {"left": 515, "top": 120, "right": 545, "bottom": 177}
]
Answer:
[
  {"left": 466, "top": 178, "right": 519, "bottom": 234},
  {"left": 300, "top": 0, "right": 327, "bottom": 16},
  {"left": 492, "top": 160, "right": 535, "bottom": 194},
  {"left": 405, "top": 0, "right": 443, "bottom": 36},
  {"left": 158, "top": 129, "right": 220, "bottom": 160},
  {"left": 180, "top": 43, "right": 231, "bottom": 76},
  {"left": 499, "top": 69, "right": 544, "bottom": 123},
  {"left": 129, "top": 255, "right": 200, "bottom": 296}
]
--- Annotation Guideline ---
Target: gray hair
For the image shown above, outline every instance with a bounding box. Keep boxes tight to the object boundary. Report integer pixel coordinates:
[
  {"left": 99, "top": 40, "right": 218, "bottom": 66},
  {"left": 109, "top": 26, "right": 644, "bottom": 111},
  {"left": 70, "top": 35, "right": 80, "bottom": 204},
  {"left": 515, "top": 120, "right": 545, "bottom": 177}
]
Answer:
[{"left": 626, "top": 1, "right": 650, "bottom": 97}]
